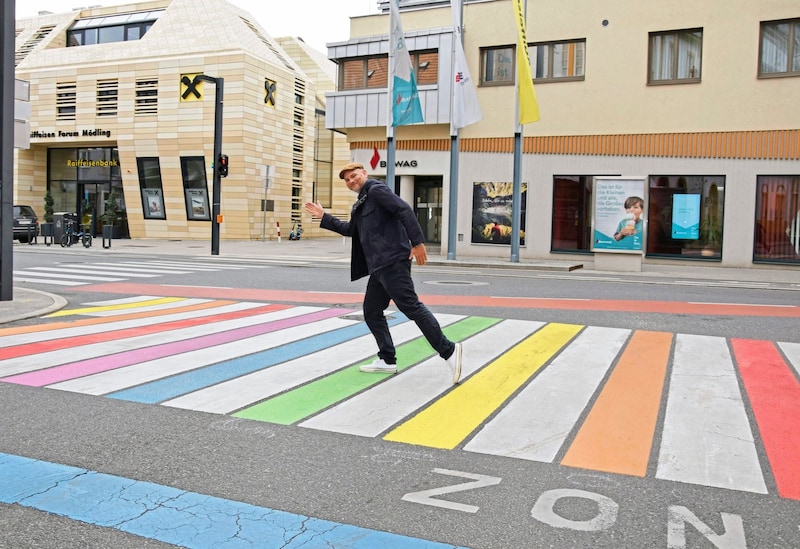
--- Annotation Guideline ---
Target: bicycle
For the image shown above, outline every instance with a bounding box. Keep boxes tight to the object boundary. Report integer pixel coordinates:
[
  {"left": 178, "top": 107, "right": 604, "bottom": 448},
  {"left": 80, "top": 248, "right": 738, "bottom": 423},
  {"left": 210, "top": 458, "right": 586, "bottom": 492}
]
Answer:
[
  {"left": 289, "top": 221, "right": 303, "bottom": 240},
  {"left": 60, "top": 221, "right": 93, "bottom": 248}
]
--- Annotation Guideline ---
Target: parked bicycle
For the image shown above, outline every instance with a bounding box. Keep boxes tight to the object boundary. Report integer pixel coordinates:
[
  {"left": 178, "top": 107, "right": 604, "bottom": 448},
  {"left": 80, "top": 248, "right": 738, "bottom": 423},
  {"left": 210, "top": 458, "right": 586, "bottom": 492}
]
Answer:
[
  {"left": 60, "top": 221, "right": 93, "bottom": 248},
  {"left": 289, "top": 221, "right": 303, "bottom": 240}
]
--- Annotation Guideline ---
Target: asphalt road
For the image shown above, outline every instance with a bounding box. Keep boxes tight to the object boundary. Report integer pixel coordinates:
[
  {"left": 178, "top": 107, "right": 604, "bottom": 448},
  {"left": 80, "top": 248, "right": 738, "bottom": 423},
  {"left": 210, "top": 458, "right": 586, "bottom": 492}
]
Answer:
[{"left": 2, "top": 248, "right": 799, "bottom": 548}]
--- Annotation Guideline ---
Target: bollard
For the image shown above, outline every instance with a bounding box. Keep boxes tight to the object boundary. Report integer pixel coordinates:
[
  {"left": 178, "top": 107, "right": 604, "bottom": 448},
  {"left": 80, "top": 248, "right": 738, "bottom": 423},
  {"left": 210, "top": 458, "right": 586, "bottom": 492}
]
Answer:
[
  {"left": 277, "top": 221, "right": 281, "bottom": 243},
  {"left": 102, "top": 225, "right": 113, "bottom": 249}
]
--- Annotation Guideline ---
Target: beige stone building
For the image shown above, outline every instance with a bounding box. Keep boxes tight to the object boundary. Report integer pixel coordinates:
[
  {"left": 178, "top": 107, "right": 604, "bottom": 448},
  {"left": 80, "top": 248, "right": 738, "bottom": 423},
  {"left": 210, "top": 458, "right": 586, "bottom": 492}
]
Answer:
[
  {"left": 326, "top": 0, "right": 800, "bottom": 269},
  {"left": 14, "top": 0, "right": 349, "bottom": 241}
]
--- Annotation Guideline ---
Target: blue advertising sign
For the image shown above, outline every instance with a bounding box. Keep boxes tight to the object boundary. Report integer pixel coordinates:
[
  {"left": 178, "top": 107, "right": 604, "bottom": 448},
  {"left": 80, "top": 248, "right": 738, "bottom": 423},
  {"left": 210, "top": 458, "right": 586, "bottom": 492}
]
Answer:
[{"left": 671, "top": 194, "right": 701, "bottom": 239}]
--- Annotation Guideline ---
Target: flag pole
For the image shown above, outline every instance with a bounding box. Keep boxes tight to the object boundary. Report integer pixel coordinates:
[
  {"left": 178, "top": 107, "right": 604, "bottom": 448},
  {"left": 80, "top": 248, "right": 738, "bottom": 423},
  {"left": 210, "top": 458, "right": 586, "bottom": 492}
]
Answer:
[
  {"left": 510, "top": 0, "right": 527, "bottom": 263},
  {"left": 386, "top": 28, "right": 396, "bottom": 192},
  {"left": 446, "top": 0, "right": 464, "bottom": 260}
]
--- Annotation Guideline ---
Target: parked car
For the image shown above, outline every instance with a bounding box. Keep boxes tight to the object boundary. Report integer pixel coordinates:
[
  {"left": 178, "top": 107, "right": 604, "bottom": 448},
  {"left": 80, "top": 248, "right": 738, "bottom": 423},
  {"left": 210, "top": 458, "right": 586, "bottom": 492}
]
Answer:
[{"left": 13, "top": 205, "right": 40, "bottom": 243}]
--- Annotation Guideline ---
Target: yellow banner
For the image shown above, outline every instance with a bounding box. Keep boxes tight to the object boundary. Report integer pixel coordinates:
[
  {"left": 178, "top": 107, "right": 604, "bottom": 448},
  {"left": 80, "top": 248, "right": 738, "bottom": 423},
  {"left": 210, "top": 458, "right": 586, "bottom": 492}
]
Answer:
[{"left": 512, "top": 0, "right": 540, "bottom": 124}]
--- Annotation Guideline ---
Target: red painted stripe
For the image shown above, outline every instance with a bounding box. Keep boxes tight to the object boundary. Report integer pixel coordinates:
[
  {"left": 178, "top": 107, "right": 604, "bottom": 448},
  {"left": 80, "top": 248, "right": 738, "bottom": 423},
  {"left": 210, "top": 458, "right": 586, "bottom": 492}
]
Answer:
[
  {"left": 0, "top": 303, "right": 288, "bottom": 361},
  {"left": 731, "top": 339, "right": 800, "bottom": 500},
  {"left": 75, "top": 283, "right": 800, "bottom": 318}
]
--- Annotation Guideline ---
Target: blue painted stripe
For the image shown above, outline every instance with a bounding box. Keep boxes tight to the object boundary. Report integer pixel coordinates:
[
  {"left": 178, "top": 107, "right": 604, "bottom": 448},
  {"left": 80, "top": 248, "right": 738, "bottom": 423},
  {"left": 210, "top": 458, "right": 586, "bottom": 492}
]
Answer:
[
  {"left": 106, "top": 313, "right": 408, "bottom": 404},
  {"left": 0, "top": 452, "right": 463, "bottom": 549}
]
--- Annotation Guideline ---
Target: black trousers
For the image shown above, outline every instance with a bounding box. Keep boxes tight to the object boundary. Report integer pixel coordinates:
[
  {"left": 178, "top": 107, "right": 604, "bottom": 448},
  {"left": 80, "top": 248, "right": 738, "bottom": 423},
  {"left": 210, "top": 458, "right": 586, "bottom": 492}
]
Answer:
[{"left": 363, "top": 259, "right": 455, "bottom": 364}]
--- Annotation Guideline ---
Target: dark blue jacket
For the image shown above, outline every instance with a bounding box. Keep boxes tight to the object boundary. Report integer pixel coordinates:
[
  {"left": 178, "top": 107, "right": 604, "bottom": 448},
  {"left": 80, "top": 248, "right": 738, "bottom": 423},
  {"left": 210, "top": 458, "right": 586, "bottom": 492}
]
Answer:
[{"left": 320, "top": 179, "right": 425, "bottom": 280}]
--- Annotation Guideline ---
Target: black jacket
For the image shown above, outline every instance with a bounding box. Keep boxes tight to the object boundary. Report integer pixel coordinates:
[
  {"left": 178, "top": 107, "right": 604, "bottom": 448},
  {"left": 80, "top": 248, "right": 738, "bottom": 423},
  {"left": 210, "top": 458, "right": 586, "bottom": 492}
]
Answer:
[{"left": 320, "top": 179, "right": 425, "bottom": 280}]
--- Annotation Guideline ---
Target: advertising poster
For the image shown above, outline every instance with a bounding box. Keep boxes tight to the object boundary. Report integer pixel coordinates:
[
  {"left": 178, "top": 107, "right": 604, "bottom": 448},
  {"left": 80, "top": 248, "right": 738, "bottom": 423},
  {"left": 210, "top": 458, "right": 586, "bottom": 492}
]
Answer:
[
  {"left": 592, "top": 177, "right": 645, "bottom": 252},
  {"left": 471, "top": 181, "right": 526, "bottom": 245},
  {"left": 185, "top": 189, "right": 210, "bottom": 221},
  {"left": 142, "top": 188, "right": 165, "bottom": 220},
  {"left": 671, "top": 194, "right": 701, "bottom": 239}
]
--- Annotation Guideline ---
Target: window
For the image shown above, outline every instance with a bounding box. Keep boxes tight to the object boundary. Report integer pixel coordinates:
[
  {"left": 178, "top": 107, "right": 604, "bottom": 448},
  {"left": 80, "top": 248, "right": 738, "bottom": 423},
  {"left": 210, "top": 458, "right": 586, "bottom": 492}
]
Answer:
[
  {"left": 648, "top": 29, "right": 702, "bottom": 84},
  {"left": 753, "top": 176, "right": 800, "bottom": 263},
  {"left": 551, "top": 176, "right": 593, "bottom": 252},
  {"left": 96, "top": 79, "right": 118, "bottom": 117},
  {"left": 480, "top": 46, "right": 515, "bottom": 86},
  {"left": 180, "top": 157, "right": 210, "bottom": 221},
  {"left": 532, "top": 39, "right": 585, "bottom": 82},
  {"left": 137, "top": 157, "right": 166, "bottom": 219},
  {"left": 647, "top": 175, "right": 724, "bottom": 259},
  {"left": 135, "top": 78, "right": 158, "bottom": 115},
  {"left": 56, "top": 81, "right": 76, "bottom": 121},
  {"left": 67, "top": 10, "right": 163, "bottom": 47},
  {"left": 339, "top": 51, "right": 437, "bottom": 90},
  {"left": 314, "top": 108, "right": 334, "bottom": 208},
  {"left": 759, "top": 19, "right": 800, "bottom": 77}
]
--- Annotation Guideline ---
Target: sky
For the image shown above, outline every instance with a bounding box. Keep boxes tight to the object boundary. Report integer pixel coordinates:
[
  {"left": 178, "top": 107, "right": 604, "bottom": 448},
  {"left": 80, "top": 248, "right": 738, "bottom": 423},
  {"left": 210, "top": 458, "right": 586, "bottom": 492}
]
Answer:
[{"left": 15, "top": 0, "right": 380, "bottom": 53}]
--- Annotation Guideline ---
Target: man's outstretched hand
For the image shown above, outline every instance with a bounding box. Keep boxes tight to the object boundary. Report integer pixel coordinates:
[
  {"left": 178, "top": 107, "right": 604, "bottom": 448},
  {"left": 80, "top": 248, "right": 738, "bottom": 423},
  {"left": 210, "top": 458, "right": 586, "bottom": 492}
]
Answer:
[{"left": 410, "top": 243, "right": 427, "bottom": 266}]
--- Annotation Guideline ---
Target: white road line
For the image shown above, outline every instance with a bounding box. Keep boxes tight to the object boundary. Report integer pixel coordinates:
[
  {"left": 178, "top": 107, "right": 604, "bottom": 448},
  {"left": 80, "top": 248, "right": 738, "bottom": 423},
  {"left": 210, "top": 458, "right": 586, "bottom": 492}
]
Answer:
[
  {"left": 162, "top": 315, "right": 463, "bottom": 414},
  {"left": 464, "top": 326, "right": 629, "bottom": 462},
  {"left": 778, "top": 342, "right": 800, "bottom": 377},
  {"left": 0, "top": 307, "right": 318, "bottom": 377},
  {"left": 51, "top": 316, "right": 356, "bottom": 396},
  {"left": 13, "top": 277, "right": 85, "bottom": 286},
  {"left": 300, "top": 319, "right": 537, "bottom": 437},
  {"left": 656, "top": 334, "right": 767, "bottom": 494},
  {"left": 14, "top": 270, "right": 126, "bottom": 282}
]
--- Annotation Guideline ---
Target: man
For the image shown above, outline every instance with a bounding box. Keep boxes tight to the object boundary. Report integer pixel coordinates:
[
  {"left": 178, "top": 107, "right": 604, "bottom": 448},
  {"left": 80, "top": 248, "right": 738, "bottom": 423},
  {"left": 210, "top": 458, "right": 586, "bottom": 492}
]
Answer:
[{"left": 304, "top": 162, "right": 462, "bottom": 384}]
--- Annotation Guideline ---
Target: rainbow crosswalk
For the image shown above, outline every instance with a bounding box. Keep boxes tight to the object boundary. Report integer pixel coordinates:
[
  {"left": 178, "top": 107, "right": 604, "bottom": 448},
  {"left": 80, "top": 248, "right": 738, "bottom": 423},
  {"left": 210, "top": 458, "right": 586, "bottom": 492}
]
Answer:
[{"left": 2, "top": 296, "right": 799, "bottom": 501}]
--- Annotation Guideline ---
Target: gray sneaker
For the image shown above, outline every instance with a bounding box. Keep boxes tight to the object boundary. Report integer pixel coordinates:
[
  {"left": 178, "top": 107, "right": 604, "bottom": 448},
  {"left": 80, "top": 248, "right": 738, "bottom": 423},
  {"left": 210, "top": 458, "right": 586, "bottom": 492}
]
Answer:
[
  {"left": 360, "top": 358, "right": 397, "bottom": 373},
  {"left": 447, "top": 343, "right": 463, "bottom": 384}
]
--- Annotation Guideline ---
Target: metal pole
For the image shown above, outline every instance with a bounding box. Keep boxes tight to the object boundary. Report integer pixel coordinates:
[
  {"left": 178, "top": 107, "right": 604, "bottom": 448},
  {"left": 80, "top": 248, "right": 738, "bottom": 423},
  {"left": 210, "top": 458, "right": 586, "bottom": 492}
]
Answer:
[
  {"left": 196, "top": 75, "right": 224, "bottom": 256},
  {"left": 0, "top": 0, "right": 16, "bottom": 300},
  {"left": 446, "top": 0, "right": 464, "bottom": 260}
]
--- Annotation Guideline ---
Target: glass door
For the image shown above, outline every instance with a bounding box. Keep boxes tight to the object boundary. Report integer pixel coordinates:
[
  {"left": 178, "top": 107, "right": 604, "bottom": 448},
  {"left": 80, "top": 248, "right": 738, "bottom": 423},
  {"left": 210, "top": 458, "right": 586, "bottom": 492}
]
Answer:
[{"left": 414, "top": 177, "right": 443, "bottom": 245}]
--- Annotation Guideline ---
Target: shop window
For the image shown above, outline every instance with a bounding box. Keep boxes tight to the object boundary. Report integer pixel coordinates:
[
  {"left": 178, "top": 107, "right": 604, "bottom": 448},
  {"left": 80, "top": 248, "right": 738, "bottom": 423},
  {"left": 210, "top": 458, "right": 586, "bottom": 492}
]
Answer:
[
  {"left": 648, "top": 29, "right": 702, "bottom": 84},
  {"left": 137, "top": 157, "right": 166, "bottom": 219},
  {"left": 647, "top": 175, "right": 724, "bottom": 259},
  {"left": 531, "top": 39, "right": 586, "bottom": 82},
  {"left": 480, "top": 46, "right": 515, "bottom": 86},
  {"left": 753, "top": 176, "right": 800, "bottom": 263},
  {"left": 551, "top": 176, "right": 593, "bottom": 252},
  {"left": 759, "top": 19, "right": 800, "bottom": 77},
  {"left": 180, "top": 157, "right": 210, "bottom": 221}
]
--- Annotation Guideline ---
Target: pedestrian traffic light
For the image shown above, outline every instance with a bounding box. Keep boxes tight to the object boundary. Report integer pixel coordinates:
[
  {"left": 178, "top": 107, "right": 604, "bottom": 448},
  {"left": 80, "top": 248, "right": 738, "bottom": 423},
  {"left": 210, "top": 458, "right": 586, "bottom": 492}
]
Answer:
[{"left": 218, "top": 154, "right": 229, "bottom": 178}]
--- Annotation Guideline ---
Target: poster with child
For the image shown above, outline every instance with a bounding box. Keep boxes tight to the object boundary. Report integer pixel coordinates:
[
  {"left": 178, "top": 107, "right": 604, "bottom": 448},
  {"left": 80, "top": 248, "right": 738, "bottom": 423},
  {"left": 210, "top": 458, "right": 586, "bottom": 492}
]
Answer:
[{"left": 592, "top": 178, "right": 645, "bottom": 252}]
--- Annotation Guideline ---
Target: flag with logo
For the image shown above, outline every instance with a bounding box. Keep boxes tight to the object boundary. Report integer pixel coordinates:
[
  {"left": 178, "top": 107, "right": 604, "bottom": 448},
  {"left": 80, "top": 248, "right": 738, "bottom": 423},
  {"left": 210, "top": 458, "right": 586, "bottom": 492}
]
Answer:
[
  {"left": 389, "top": 0, "right": 424, "bottom": 126},
  {"left": 451, "top": 0, "right": 482, "bottom": 128},
  {"left": 512, "top": 0, "right": 540, "bottom": 124}
]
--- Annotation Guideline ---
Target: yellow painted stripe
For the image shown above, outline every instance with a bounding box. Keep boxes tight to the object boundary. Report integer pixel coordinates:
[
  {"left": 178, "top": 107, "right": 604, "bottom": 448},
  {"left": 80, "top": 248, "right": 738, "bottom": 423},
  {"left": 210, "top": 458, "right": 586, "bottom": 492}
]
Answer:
[
  {"left": 45, "top": 297, "right": 187, "bottom": 317},
  {"left": 383, "top": 323, "right": 582, "bottom": 449}
]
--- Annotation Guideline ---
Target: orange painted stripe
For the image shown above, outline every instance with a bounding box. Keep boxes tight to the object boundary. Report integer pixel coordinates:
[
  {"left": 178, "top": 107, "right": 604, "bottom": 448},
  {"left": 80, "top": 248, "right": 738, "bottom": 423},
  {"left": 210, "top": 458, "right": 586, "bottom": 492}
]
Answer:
[
  {"left": 0, "top": 299, "right": 236, "bottom": 338},
  {"left": 560, "top": 331, "right": 672, "bottom": 477},
  {"left": 0, "top": 303, "right": 287, "bottom": 361},
  {"left": 69, "top": 284, "right": 800, "bottom": 318}
]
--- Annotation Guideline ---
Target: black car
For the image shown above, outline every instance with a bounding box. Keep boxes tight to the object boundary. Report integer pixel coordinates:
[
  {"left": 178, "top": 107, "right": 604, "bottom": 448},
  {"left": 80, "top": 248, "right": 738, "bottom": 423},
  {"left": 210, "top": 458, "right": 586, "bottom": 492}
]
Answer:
[{"left": 13, "top": 205, "right": 40, "bottom": 243}]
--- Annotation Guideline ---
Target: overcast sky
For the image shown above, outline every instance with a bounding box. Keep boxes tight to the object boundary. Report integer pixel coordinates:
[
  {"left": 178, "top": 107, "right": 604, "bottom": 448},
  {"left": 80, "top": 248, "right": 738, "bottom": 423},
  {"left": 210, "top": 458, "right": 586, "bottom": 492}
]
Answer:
[{"left": 15, "top": 0, "right": 381, "bottom": 52}]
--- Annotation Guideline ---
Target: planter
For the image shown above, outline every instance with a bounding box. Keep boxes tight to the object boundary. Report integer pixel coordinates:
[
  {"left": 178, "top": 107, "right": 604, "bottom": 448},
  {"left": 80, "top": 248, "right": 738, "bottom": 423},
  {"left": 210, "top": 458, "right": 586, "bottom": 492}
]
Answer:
[{"left": 40, "top": 222, "right": 54, "bottom": 246}]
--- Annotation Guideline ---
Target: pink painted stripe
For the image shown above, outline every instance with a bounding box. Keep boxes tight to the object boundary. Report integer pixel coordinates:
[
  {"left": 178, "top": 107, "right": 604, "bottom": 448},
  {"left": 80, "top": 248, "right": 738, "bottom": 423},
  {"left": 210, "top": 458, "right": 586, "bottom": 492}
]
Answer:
[
  {"left": 2, "top": 308, "right": 349, "bottom": 387},
  {"left": 732, "top": 339, "right": 800, "bottom": 500}
]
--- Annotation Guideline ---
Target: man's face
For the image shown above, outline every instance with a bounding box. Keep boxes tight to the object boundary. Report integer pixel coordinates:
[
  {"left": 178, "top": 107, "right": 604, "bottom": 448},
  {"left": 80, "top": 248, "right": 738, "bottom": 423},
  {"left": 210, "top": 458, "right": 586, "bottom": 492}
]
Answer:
[{"left": 341, "top": 168, "right": 367, "bottom": 193}]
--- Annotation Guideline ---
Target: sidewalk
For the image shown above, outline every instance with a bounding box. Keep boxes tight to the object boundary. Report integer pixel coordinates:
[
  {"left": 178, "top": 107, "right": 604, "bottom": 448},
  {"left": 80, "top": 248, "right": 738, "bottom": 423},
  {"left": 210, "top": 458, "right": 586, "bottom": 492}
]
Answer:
[{"left": 5, "top": 236, "right": 799, "bottom": 324}]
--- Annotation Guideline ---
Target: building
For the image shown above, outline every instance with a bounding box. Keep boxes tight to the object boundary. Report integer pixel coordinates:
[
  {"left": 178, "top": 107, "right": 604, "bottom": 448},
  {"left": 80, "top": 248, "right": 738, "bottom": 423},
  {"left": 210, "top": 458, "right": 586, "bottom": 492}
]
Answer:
[
  {"left": 325, "top": 0, "right": 800, "bottom": 269},
  {"left": 13, "top": 0, "right": 349, "bottom": 241}
]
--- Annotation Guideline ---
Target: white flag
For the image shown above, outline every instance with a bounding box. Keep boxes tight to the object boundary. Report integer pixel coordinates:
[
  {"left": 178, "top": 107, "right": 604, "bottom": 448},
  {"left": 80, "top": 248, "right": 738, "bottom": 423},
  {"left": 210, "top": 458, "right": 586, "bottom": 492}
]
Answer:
[{"left": 451, "top": 0, "right": 482, "bottom": 128}]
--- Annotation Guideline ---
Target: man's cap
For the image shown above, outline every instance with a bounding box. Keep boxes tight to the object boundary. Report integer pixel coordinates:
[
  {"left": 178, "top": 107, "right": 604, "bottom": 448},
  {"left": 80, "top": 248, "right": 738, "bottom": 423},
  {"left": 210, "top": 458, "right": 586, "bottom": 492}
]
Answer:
[{"left": 339, "top": 162, "right": 365, "bottom": 179}]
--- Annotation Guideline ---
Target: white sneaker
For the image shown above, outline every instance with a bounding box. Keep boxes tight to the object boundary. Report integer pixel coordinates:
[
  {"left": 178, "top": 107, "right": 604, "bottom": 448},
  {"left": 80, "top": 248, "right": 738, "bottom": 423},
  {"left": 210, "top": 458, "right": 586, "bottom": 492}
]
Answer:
[
  {"left": 360, "top": 358, "right": 397, "bottom": 373},
  {"left": 446, "top": 343, "right": 463, "bottom": 384}
]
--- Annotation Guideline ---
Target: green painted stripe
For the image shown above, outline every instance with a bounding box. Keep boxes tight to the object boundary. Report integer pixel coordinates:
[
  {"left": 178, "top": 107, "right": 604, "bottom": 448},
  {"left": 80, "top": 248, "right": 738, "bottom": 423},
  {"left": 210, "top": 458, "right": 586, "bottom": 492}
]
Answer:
[{"left": 233, "top": 316, "right": 500, "bottom": 425}]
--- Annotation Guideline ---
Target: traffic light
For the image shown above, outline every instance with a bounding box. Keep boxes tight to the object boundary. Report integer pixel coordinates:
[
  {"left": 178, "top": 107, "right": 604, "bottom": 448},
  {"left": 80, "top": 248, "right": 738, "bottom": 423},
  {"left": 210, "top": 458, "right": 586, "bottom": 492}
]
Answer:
[{"left": 218, "top": 154, "right": 229, "bottom": 178}]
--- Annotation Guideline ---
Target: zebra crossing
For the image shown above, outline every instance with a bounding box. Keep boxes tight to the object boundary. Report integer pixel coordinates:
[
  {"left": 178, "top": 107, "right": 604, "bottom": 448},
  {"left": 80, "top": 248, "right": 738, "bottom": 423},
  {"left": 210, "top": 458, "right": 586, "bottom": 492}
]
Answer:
[
  {"left": 2, "top": 295, "right": 799, "bottom": 502},
  {"left": 12, "top": 259, "right": 266, "bottom": 286}
]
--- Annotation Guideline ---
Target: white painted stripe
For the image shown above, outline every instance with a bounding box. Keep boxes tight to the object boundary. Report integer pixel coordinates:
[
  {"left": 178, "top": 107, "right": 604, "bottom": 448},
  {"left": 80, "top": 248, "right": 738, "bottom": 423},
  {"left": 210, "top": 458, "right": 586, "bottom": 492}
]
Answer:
[
  {"left": 51, "top": 316, "right": 357, "bottom": 395},
  {"left": 12, "top": 277, "right": 84, "bottom": 286},
  {"left": 165, "top": 314, "right": 465, "bottom": 414},
  {"left": 81, "top": 296, "right": 165, "bottom": 306},
  {"left": 688, "top": 301, "right": 792, "bottom": 308},
  {"left": 15, "top": 270, "right": 125, "bottom": 282},
  {"left": 145, "top": 261, "right": 248, "bottom": 270},
  {"left": 778, "top": 342, "right": 800, "bottom": 377},
  {"left": 300, "top": 319, "right": 540, "bottom": 437},
  {"left": 0, "top": 307, "right": 318, "bottom": 377},
  {"left": 463, "top": 326, "right": 629, "bottom": 462},
  {"left": 82, "top": 263, "right": 189, "bottom": 274},
  {"left": 59, "top": 265, "right": 163, "bottom": 277},
  {"left": 656, "top": 334, "right": 767, "bottom": 493},
  {"left": 0, "top": 301, "right": 255, "bottom": 348}
]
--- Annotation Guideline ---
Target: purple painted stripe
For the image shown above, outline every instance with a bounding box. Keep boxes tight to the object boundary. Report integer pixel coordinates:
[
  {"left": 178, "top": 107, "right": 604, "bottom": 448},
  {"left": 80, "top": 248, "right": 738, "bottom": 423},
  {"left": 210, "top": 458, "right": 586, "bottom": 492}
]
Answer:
[{"left": 3, "top": 308, "right": 349, "bottom": 387}]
